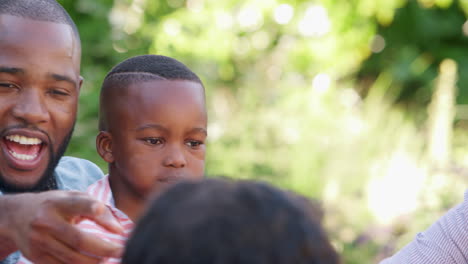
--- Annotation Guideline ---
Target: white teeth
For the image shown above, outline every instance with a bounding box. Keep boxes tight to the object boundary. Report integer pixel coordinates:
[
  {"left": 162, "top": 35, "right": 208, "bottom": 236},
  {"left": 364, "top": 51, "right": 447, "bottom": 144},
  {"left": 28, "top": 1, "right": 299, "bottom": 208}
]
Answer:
[
  {"left": 9, "top": 150, "right": 37, "bottom": 161},
  {"left": 5, "top": 135, "right": 42, "bottom": 145}
]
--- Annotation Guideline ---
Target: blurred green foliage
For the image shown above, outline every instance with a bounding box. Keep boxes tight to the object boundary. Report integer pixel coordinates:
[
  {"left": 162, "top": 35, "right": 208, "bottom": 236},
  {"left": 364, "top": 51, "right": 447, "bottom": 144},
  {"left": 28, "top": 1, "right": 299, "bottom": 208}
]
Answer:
[{"left": 60, "top": 0, "right": 468, "bottom": 263}]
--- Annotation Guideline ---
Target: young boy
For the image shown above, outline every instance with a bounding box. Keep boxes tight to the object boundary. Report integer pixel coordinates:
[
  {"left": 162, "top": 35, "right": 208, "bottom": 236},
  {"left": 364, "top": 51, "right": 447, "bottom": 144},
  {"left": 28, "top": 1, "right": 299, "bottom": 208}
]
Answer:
[{"left": 18, "top": 54, "right": 208, "bottom": 264}]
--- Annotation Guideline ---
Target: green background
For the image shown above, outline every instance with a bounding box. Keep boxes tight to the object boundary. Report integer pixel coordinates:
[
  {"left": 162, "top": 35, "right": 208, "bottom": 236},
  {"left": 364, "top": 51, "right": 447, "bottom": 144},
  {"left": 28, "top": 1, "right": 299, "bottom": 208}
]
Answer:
[{"left": 60, "top": 0, "right": 468, "bottom": 262}]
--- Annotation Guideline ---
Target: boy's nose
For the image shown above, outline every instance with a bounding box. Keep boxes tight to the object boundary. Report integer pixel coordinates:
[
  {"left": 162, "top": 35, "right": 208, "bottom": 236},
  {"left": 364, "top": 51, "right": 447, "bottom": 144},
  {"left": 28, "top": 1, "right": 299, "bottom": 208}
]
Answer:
[{"left": 163, "top": 145, "right": 187, "bottom": 168}]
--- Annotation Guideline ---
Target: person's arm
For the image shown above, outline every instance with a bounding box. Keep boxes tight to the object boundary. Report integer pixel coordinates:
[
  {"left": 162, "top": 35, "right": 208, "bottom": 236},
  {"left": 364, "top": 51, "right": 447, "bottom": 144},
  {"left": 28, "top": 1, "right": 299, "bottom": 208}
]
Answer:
[
  {"left": 0, "top": 191, "right": 124, "bottom": 264},
  {"left": 381, "top": 195, "right": 468, "bottom": 264}
]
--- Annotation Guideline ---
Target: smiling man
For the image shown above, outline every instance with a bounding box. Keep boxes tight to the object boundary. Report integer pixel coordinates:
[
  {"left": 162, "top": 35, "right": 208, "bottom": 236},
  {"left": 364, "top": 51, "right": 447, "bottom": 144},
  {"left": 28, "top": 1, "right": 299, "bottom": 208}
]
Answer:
[
  {"left": 0, "top": 13, "right": 78, "bottom": 192},
  {"left": 0, "top": 1, "right": 123, "bottom": 264}
]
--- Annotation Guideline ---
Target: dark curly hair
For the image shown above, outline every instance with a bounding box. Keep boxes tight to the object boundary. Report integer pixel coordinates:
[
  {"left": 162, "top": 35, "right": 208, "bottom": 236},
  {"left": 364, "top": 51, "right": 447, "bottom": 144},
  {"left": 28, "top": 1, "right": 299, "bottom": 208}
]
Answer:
[{"left": 122, "top": 178, "right": 340, "bottom": 264}]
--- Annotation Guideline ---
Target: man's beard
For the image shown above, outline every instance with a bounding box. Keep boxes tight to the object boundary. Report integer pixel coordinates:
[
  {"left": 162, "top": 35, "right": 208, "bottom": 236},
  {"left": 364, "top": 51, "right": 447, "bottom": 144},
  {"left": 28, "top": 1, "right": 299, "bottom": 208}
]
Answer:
[{"left": 0, "top": 124, "right": 75, "bottom": 194}]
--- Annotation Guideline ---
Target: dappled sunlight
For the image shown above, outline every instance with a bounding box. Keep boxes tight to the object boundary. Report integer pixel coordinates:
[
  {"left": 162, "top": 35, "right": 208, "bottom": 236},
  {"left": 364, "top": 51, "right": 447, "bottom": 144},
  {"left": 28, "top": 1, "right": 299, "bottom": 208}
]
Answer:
[
  {"left": 367, "top": 151, "right": 427, "bottom": 225},
  {"left": 215, "top": 12, "right": 234, "bottom": 30},
  {"left": 339, "top": 88, "right": 361, "bottom": 109},
  {"left": 163, "top": 19, "right": 182, "bottom": 36},
  {"left": 237, "top": 5, "right": 264, "bottom": 31},
  {"left": 298, "top": 5, "right": 331, "bottom": 37},
  {"left": 186, "top": 0, "right": 204, "bottom": 13},
  {"left": 370, "top": 35, "right": 386, "bottom": 53},
  {"left": 312, "top": 73, "right": 332, "bottom": 94},
  {"left": 274, "top": 4, "right": 294, "bottom": 25},
  {"left": 109, "top": 0, "right": 144, "bottom": 35},
  {"left": 69, "top": 0, "right": 468, "bottom": 263},
  {"left": 463, "top": 20, "right": 468, "bottom": 36}
]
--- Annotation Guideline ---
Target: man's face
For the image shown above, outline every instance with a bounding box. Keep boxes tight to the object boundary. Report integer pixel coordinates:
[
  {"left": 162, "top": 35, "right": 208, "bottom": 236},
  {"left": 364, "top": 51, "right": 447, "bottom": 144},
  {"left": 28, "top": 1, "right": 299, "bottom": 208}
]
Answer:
[
  {"left": 0, "top": 15, "right": 81, "bottom": 191},
  {"left": 101, "top": 79, "right": 207, "bottom": 200}
]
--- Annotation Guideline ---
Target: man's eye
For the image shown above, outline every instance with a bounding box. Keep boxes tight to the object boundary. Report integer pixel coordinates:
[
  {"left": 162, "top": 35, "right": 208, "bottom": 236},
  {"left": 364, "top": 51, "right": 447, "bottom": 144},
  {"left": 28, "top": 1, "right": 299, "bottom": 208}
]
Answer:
[
  {"left": 0, "top": 83, "right": 17, "bottom": 89},
  {"left": 144, "top": 138, "right": 163, "bottom": 145},
  {"left": 49, "top": 89, "right": 69, "bottom": 96},
  {"left": 186, "top": 140, "right": 203, "bottom": 148}
]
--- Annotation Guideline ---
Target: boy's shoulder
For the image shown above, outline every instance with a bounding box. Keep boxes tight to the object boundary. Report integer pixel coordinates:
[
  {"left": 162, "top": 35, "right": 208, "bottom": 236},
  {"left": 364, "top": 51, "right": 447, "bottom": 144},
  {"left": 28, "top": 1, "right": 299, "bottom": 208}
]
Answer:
[{"left": 85, "top": 175, "right": 112, "bottom": 204}]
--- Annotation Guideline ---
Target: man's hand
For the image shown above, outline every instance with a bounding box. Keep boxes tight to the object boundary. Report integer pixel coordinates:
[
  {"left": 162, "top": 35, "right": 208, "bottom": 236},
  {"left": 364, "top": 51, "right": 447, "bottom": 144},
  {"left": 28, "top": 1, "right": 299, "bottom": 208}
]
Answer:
[{"left": 0, "top": 190, "right": 124, "bottom": 264}]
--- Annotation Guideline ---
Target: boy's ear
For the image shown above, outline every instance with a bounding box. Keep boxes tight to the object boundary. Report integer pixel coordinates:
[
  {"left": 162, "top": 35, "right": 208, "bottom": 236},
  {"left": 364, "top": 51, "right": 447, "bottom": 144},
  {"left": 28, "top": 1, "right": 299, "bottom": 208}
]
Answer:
[{"left": 96, "top": 131, "right": 114, "bottom": 163}]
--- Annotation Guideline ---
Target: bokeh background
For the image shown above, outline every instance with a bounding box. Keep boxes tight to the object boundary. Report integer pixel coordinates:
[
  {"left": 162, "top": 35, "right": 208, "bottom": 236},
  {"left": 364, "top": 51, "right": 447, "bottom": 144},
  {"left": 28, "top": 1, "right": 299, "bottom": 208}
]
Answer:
[{"left": 60, "top": 0, "right": 468, "bottom": 262}]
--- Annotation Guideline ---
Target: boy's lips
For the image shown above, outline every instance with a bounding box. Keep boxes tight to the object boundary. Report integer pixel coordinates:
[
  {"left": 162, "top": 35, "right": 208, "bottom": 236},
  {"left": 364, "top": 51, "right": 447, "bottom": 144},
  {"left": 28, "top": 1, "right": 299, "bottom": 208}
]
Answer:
[
  {"left": 0, "top": 130, "right": 49, "bottom": 171},
  {"left": 157, "top": 173, "right": 183, "bottom": 183}
]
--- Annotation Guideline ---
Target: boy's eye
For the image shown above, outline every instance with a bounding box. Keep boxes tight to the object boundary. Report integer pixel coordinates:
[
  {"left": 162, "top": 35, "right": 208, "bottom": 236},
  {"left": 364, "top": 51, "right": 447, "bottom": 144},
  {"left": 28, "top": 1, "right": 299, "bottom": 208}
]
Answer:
[
  {"left": 144, "top": 138, "right": 163, "bottom": 145},
  {"left": 185, "top": 140, "right": 203, "bottom": 148}
]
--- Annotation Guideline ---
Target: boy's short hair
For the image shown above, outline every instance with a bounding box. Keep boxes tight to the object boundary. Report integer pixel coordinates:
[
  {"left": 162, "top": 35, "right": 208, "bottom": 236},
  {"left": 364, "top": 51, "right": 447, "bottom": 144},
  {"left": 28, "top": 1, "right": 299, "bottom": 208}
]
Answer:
[
  {"left": 99, "top": 54, "right": 204, "bottom": 131},
  {"left": 122, "top": 178, "right": 340, "bottom": 264},
  {"left": 0, "top": 0, "right": 80, "bottom": 41}
]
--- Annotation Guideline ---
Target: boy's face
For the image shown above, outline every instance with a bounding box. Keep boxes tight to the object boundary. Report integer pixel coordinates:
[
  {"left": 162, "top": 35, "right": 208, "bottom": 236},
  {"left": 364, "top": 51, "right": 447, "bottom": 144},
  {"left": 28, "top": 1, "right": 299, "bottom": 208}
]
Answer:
[{"left": 100, "top": 79, "right": 207, "bottom": 200}]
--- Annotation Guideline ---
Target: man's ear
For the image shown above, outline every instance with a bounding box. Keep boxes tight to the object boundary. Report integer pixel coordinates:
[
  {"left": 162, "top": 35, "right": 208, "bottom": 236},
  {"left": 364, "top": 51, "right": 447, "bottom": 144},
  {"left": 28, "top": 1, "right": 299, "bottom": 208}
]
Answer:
[
  {"left": 96, "top": 131, "right": 114, "bottom": 163},
  {"left": 78, "top": 76, "right": 84, "bottom": 92}
]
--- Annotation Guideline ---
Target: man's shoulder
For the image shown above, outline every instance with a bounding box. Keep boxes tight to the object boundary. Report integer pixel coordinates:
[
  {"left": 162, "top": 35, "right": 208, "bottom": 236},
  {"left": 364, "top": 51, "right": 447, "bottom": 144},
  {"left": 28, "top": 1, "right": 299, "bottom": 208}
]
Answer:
[{"left": 55, "top": 156, "right": 105, "bottom": 192}]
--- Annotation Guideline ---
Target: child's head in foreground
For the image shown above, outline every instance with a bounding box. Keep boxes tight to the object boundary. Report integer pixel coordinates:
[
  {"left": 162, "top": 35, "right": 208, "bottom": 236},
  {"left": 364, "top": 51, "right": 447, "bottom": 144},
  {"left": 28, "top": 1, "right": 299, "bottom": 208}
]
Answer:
[
  {"left": 122, "top": 178, "right": 341, "bottom": 264},
  {"left": 97, "top": 55, "right": 207, "bottom": 219}
]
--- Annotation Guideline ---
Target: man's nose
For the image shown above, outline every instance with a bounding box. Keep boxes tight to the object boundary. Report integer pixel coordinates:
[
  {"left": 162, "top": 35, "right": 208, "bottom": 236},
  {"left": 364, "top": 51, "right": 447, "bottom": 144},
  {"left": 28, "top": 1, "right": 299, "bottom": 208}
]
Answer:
[{"left": 11, "top": 89, "right": 49, "bottom": 125}]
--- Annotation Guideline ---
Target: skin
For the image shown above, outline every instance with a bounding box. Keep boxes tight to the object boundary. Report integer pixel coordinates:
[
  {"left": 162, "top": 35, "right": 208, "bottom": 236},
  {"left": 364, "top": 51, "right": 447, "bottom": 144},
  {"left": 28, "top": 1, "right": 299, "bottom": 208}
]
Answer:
[
  {"left": 97, "top": 79, "right": 207, "bottom": 221},
  {"left": 0, "top": 15, "right": 80, "bottom": 189},
  {"left": 0, "top": 15, "right": 123, "bottom": 264}
]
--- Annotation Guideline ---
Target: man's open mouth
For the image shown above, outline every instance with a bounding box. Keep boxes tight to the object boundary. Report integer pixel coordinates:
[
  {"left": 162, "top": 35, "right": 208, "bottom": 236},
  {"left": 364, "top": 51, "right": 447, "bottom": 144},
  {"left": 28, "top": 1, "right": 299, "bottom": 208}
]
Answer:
[{"left": 4, "top": 134, "right": 45, "bottom": 162}]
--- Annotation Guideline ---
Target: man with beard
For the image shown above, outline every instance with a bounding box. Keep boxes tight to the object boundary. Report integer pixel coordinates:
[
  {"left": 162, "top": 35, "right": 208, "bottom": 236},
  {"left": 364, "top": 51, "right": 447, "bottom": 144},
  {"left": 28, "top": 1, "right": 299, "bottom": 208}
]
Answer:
[{"left": 0, "top": 0, "right": 124, "bottom": 264}]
